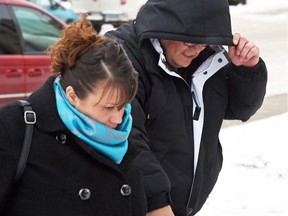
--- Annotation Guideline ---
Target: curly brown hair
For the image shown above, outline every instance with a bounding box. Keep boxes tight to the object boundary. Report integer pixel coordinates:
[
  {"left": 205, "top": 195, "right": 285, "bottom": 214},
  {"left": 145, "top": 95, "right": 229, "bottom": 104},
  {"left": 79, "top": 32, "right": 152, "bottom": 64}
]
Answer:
[{"left": 48, "top": 14, "right": 138, "bottom": 108}]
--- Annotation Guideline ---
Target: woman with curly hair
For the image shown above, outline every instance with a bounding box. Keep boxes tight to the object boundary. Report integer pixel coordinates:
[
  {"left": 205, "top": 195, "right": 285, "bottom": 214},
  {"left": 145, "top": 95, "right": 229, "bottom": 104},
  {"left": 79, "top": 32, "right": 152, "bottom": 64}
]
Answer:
[{"left": 0, "top": 14, "right": 148, "bottom": 215}]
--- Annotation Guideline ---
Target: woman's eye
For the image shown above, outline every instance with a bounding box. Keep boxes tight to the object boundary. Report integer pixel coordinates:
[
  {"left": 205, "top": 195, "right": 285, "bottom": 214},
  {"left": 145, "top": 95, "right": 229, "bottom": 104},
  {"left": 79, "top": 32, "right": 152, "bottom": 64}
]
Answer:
[{"left": 104, "top": 106, "right": 114, "bottom": 110}]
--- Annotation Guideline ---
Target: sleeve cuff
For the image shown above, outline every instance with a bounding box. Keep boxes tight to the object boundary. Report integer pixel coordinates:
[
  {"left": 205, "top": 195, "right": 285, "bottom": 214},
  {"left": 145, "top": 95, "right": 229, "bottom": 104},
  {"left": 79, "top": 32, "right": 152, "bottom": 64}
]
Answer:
[
  {"left": 147, "top": 191, "right": 172, "bottom": 212},
  {"left": 232, "top": 58, "right": 266, "bottom": 78}
]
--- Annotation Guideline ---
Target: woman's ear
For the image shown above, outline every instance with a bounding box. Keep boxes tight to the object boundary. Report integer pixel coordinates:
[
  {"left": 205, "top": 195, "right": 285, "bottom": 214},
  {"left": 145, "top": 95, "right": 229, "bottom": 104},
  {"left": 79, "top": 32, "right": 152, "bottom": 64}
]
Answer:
[{"left": 66, "top": 86, "right": 78, "bottom": 106}]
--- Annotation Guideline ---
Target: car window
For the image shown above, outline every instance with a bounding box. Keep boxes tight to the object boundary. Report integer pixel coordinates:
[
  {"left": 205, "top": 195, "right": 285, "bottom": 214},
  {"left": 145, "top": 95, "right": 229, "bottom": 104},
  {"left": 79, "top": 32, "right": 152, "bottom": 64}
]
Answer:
[
  {"left": 12, "top": 5, "right": 63, "bottom": 54},
  {"left": 36, "top": 0, "right": 51, "bottom": 7},
  {"left": 0, "top": 5, "right": 22, "bottom": 54},
  {"left": 28, "top": 0, "right": 54, "bottom": 8}
]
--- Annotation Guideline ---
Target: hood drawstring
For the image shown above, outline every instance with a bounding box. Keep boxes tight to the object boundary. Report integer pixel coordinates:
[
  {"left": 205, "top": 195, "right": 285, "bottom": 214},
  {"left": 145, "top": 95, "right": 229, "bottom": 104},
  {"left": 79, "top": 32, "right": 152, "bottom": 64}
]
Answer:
[{"left": 147, "top": 92, "right": 151, "bottom": 120}]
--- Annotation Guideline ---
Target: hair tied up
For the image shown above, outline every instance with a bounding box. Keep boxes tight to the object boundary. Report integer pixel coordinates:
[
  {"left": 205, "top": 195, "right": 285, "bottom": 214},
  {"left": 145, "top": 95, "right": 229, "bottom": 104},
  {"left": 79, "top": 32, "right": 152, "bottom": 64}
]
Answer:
[
  {"left": 48, "top": 12, "right": 105, "bottom": 75},
  {"left": 79, "top": 13, "right": 88, "bottom": 21},
  {"left": 77, "top": 13, "right": 102, "bottom": 45}
]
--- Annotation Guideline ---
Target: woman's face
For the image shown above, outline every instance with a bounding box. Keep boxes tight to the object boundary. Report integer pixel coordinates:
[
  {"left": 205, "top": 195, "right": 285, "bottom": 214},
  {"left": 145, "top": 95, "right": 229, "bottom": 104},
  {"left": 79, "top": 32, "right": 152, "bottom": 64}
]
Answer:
[
  {"left": 66, "top": 81, "right": 125, "bottom": 129},
  {"left": 160, "top": 39, "right": 206, "bottom": 68}
]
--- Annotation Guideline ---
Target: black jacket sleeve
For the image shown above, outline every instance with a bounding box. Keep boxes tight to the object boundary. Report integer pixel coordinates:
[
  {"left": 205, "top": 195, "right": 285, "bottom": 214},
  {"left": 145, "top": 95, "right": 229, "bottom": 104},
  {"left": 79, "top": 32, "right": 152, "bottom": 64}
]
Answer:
[
  {"left": 129, "top": 89, "right": 172, "bottom": 211},
  {"left": 225, "top": 58, "right": 268, "bottom": 121}
]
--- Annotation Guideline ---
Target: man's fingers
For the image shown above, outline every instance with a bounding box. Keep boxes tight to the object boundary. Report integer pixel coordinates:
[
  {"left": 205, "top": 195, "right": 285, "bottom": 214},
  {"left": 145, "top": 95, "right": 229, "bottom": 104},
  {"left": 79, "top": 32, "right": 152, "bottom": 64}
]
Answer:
[{"left": 232, "top": 33, "right": 241, "bottom": 45}]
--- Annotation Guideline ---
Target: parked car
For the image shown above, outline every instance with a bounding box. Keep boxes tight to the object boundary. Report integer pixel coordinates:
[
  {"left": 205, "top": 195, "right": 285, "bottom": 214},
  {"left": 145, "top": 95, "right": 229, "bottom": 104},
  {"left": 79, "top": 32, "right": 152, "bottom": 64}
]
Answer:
[
  {"left": 58, "top": 0, "right": 72, "bottom": 9},
  {"left": 228, "top": 0, "right": 247, "bottom": 6},
  {"left": 27, "top": 0, "right": 79, "bottom": 23},
  {"left": 122, "top": 0, "right": 147, "bottom": 21},
  {"left": 0, "top": 0, "right": 65, "bottom": 106}
]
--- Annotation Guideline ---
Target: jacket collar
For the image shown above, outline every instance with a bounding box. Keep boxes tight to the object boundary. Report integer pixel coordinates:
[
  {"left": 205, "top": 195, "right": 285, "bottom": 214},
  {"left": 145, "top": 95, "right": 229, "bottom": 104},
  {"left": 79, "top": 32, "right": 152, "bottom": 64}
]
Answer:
[
  {"left": 27, "top": 76, "right": 68, "bottom": 133},
  {"left": 150, "top": 38, "right": 184, "bottom": 80}
]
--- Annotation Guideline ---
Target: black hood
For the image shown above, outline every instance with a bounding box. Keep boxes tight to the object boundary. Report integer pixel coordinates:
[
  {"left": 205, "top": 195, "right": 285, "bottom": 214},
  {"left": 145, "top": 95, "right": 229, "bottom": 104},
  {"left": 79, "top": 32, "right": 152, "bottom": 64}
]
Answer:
[{"left": 134, "top": 0, "right": 233, "bottom": 46}]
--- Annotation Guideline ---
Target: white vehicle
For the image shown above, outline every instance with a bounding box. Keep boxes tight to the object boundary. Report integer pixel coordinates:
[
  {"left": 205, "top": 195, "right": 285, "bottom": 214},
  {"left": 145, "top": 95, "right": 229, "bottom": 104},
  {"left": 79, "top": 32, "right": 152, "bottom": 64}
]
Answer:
[
  {"left": 122, "top": 0, "right": 147, "bottom": 20},
  {"left": 69, "top": 0, "right": 129, "bottom": 32}
]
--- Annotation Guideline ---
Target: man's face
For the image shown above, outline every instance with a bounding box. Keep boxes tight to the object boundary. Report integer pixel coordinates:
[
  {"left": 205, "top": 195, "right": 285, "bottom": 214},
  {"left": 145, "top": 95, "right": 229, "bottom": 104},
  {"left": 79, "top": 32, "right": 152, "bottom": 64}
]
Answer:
[{"left": 160, "top": 40, "right": 206, "bottom": 68}]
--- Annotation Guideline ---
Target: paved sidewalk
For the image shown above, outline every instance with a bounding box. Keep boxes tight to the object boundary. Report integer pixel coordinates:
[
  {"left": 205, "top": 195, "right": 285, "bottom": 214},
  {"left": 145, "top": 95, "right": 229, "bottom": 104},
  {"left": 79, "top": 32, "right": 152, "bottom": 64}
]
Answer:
[{"left": 222, "top": 93, "right": 288, "bottom": 128}]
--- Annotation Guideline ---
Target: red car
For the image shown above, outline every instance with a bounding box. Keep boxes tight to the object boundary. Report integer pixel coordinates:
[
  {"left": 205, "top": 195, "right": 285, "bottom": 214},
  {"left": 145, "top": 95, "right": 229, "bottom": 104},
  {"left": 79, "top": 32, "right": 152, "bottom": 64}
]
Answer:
[{"left": 0, "top": 0, "right": 65, "bottom": 106}]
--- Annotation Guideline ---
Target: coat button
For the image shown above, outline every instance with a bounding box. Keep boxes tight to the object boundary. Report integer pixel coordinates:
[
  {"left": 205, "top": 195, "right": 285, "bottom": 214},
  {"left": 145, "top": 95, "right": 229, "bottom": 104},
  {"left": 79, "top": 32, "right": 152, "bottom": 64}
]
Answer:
[
  {"left": 120, "top": 184, "right": 132, "bottom": 196},
  {"left": 218, "top": 58, "right": 223, "bottom": 63},
  {"left": 79, "top": 188, "right": 91, "bottom": 200},
  {"left": 56, "top": 133, "right": 67, "bottom": 144}
]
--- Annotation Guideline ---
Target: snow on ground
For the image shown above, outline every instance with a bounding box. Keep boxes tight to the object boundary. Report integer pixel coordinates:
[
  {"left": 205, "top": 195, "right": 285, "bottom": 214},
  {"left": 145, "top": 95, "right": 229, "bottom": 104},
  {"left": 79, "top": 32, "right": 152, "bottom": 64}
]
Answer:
[{"left": 197, "top": 113, "right": 288, "bottom": 216}]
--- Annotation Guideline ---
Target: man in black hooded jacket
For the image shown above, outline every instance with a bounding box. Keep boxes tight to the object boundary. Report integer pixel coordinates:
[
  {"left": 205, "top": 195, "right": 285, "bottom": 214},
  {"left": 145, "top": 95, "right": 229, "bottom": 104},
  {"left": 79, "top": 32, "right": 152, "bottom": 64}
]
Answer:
[{"left": 106, "top": 0, "right": 267, "bottom": 215}]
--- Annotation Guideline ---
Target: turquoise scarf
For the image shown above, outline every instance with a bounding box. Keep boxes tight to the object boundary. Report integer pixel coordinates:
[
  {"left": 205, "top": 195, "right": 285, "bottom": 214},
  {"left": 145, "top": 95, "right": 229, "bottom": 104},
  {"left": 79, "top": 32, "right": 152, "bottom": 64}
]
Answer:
[{"left": 53, "top": 77, "right": 132, "bottom": 164}]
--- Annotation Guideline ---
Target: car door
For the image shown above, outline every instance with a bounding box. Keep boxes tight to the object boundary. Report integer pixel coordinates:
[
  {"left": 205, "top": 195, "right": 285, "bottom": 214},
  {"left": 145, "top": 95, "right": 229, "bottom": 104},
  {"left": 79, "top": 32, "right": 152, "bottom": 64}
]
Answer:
[
  {"left": 0, "top": 4, "right": 25, "bottom": 106},
  {"left": 0, "top": 2, "right": 64, "bottom": 107},
  {"left": 12, "top": 5, "right": 63, "bottom": 94}
]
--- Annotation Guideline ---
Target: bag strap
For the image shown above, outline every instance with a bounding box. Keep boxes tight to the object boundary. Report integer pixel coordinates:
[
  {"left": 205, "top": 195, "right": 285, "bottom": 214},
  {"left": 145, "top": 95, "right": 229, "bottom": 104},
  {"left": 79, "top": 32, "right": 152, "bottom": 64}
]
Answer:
[{"left": 14, "top": 100, "right": 36, "bottom": 183}]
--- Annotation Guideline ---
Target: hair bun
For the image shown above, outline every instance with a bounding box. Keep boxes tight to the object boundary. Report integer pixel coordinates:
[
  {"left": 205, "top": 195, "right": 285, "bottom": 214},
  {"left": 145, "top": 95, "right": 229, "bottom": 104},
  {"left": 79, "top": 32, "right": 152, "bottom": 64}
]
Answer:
[{"left": 79, "top": 13, "right": 88, "bottom": 21}]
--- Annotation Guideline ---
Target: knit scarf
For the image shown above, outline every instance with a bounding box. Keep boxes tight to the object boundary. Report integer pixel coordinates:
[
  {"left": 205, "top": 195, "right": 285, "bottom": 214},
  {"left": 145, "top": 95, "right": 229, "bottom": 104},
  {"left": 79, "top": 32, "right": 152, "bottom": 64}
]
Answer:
[{"left": 53, "top": 77, "right": 132, "bottom": 164}]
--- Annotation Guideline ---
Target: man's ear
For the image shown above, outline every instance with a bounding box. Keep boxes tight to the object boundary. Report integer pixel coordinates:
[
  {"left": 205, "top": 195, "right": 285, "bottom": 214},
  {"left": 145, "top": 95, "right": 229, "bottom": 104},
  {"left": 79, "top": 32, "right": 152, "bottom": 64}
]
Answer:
[{"left": 66, "top": 86, "right": 78, "bottom": 106}]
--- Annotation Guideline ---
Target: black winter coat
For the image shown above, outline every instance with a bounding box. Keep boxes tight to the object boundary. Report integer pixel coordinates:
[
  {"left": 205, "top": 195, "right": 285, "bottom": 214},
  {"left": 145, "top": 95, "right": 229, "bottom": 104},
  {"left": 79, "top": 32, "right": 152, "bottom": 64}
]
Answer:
[
  {"left": 0, "top": 77, "right": 147, "bottom": 216},
  {"left": 106, "top": 0, "right": 268, "bottom": 215}
]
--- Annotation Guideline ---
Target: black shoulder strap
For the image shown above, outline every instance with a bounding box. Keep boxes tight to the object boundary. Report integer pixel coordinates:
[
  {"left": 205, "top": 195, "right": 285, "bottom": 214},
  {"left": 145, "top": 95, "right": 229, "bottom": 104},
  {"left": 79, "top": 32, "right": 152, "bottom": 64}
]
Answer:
[{"left": 14, "top": 100, "right": 36, "bottom": 183}]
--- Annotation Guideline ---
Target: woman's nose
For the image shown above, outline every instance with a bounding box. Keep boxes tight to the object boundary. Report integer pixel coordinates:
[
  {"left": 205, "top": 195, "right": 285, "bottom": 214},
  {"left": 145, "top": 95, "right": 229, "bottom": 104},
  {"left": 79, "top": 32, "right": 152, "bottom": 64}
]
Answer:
[{"left": 110, "top": 109, "right": 124, "bottom": 124}]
